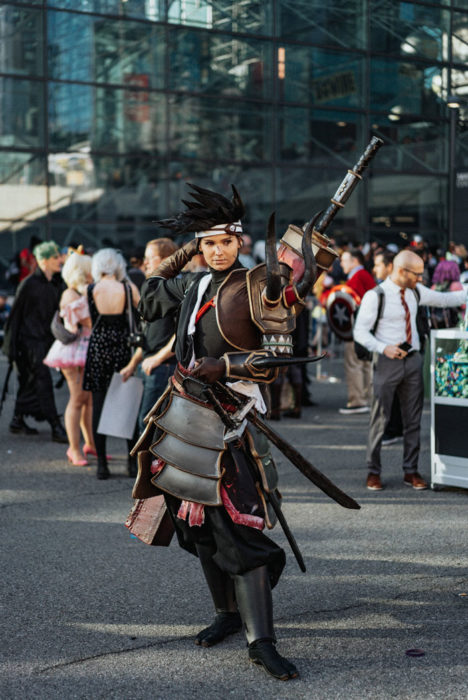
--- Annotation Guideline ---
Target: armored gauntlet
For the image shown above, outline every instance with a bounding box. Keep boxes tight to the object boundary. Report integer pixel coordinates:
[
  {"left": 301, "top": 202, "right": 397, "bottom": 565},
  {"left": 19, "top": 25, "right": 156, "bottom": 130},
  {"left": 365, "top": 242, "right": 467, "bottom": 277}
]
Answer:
[{"left": 222, "top": 351, "right": 278, "bottom": 383}]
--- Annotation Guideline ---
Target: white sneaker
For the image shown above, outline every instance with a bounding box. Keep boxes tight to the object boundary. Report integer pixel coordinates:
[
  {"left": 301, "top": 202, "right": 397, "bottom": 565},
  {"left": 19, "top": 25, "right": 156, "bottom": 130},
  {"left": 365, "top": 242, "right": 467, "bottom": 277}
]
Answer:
[{"left": 339, "top": 406, "right": 370, "bottom": 415}]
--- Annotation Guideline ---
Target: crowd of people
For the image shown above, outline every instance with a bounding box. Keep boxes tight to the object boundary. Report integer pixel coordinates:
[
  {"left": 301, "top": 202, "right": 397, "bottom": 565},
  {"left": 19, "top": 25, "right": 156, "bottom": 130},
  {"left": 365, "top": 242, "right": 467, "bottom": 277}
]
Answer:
[{"left": 1, "top": 230, "right": 466, "bottom": 489}]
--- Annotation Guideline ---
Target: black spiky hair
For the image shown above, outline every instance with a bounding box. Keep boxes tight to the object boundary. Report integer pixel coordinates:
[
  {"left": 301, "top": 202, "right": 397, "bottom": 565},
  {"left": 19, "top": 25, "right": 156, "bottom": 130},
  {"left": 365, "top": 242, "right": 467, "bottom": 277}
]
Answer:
[{"left": 155, "top": 183, "right": 245, "bottom": 235}]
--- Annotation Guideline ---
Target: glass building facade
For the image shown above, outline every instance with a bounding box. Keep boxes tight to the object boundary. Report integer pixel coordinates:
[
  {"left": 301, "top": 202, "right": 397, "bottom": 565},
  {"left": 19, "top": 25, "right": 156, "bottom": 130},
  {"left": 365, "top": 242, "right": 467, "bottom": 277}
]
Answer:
[{"left": 1, "top": 0, "right": 468, "bottom": 271}]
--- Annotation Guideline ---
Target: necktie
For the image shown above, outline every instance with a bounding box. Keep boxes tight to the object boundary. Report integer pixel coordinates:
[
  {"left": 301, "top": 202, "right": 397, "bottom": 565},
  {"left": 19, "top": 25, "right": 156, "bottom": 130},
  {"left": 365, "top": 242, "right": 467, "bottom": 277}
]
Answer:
[{"left": 400, "top": 288, "right": 412, "bottom": 344}]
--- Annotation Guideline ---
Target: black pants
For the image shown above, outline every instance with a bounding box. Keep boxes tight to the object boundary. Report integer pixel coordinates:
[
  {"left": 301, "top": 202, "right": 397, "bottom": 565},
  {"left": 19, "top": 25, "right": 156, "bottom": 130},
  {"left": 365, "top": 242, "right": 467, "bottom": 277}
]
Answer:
[
  {"left": 14, "top": 342, "right": 58, "bottom": 421},
  {"left": 165, "top": 493, "right": 285, "bottom": 590},
  {"left": 367, "top": 353, "right": 424, "bottom": 474}
]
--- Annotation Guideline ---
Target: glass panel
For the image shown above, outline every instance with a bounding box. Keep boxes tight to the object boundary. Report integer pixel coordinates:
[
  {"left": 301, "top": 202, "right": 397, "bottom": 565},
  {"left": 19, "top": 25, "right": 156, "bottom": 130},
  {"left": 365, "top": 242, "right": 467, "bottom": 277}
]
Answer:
[
  {"left": 279, "top": 45, "right": 363, "bottom": 108},
  {"left": 0, "top": 78, "right": 44, "bottom": 148},
  {"left": 48, "top": 10, "right": 164, "bottom": 87},
  {"left": 46, "top": 1, "right": 163, "bottom": 22},
  {"left": 48, "top": 82, "right": 166, "bottom": 153},
  {"left": 370, "top": 58, "right": 446, "bottom": 119},
  {"left": 168, "top": 0, "right": 272, "bottom": 35},
  {"left": 279, "top": 107, "right": 362, "bottom": 169},
  {"left": 0, "top": 5, "right": 43, "bottom": 77},
  {"left": 276, "top": 166, "right": 359, "bottom": 241},
  {"left": 168, "top": 29, "right": 272, "bottom": 99},
  {"left": 370, "top": 1, "right": 450, "bottom": 62},
  {"left": 48, "top": 153, "right": 165, "bottom": 225},
  {"left": 452, "top": 12, "right": 468, "bottom": 64},
  {"left": 0, "top": 152, "right": 47, "bottom": 234},
  {"left": 169, "top": 96, "right": 273, "bottom": 162},
  {"left": 370, "top": 115, "right": 448, "bottom": 174},
  {"left": 369, "top": 174, "right": 447, "bottom": 246},
  {"left": 456, "top": 121, "right": 468, "bottom": 169},
  {"left": 277, "top": 0, "right": 366, "bottom": 49}
]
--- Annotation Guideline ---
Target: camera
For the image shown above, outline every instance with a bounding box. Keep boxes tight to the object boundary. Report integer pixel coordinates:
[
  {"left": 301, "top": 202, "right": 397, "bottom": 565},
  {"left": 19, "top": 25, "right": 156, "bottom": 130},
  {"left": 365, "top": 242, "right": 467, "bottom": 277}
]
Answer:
[{"left": 128, "top": 332, "right": 146, "bottom": 349}]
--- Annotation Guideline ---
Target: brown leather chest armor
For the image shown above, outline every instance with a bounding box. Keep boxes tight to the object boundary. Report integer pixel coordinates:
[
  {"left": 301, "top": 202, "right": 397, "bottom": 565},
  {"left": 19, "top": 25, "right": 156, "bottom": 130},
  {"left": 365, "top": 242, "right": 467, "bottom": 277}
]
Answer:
[{"left": 216, "top": 264, "right": 295, "bottom": 355}]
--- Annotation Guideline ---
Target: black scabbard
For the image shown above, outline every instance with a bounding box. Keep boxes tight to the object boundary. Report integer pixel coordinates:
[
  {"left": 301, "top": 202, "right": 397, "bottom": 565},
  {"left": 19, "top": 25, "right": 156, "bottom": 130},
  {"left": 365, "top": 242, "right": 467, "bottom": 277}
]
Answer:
[
  {"left": 248, "top": 412, "right": 360, "bottom": 511},
  {"left": 267, "top": 490, "right": 306, "bottom": 573}
]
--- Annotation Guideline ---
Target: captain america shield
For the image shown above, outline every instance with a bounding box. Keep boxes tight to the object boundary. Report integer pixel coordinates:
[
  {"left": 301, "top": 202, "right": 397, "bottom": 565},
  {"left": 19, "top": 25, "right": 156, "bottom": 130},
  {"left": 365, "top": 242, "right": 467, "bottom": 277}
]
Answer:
[{"left": 326, "top": 286, "right": 358, "bottom": 341}]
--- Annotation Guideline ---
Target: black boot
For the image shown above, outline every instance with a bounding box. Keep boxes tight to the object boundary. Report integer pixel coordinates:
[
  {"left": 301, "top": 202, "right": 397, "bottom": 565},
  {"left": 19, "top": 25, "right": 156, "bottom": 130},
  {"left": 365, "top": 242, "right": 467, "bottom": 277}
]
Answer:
[
  {"left": 283, "top": 383, "right": 302, "bottom": 418},
  {"left": 49, "top": 417, "right": 68, "bottom": 443},
  {"left": 195, "top": 544, "right": 242, "bottom": 647},
  {"left": 9, "top": 414, "right": 38, "bottom": 435},
  {"left": 97, "top": 459, "right": 110, "bottom": 480},
  {"left": 234, "top": 566, "right": 299, "bottom": 680}
]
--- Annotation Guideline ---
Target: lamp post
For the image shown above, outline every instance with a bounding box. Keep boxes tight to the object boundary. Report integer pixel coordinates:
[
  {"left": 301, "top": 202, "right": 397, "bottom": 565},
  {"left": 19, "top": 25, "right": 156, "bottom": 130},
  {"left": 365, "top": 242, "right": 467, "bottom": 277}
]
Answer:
[{"left": 447, "top": 94, "right": 460, "bottom": 246}]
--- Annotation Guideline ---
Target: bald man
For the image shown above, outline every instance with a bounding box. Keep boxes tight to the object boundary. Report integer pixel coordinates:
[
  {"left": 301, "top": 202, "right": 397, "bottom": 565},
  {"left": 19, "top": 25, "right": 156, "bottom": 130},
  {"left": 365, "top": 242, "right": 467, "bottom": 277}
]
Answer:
[{"left": 354, "top": 250, "right": 466, "bottom": 491}]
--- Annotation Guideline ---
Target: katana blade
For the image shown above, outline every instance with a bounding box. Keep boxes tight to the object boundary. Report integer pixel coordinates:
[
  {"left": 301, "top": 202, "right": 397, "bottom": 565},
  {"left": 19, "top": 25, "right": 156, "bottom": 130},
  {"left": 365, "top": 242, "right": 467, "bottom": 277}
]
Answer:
[{"left": 248, "top": 412, "right": 361, "bottom": 510}]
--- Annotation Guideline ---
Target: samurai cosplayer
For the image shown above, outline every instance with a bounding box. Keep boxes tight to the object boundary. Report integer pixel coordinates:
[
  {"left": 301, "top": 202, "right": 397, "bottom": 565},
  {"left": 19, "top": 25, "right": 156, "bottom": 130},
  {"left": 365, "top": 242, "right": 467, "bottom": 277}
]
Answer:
[{"left": 131, "top": 183, "right": 357, "bottom": 680}]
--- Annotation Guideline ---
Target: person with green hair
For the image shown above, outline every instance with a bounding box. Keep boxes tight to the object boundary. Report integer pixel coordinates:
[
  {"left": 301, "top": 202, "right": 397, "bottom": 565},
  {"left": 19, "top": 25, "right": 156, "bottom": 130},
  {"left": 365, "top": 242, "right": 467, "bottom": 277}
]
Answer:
[{"left": 3, "top": 240, "right": 68, "bottom": 441}]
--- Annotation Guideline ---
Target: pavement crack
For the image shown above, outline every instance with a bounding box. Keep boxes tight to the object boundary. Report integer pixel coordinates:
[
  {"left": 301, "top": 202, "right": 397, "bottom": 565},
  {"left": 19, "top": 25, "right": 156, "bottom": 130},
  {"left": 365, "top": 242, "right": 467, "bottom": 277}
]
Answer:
[{"left": 34, "top": 635, "right": 195, "bottom": 675}]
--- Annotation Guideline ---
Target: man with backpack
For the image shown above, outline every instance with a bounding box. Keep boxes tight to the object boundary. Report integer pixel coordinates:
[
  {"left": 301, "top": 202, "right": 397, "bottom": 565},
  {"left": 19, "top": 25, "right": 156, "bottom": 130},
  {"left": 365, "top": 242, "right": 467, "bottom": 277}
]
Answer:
[{"left": 354, "top": 250, "right": 465, "bottom": 492}]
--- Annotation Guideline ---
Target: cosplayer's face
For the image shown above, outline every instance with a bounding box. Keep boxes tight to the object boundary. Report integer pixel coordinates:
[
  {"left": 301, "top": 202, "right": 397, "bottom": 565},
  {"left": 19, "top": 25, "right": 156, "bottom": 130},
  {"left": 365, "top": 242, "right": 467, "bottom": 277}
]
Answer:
[{"left": 199, "top": 234, "right": 241, "bottom": 271}]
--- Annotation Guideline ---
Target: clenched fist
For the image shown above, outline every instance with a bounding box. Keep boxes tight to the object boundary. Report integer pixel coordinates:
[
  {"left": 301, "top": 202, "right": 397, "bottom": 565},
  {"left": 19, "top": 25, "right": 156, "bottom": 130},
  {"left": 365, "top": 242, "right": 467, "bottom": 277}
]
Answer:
[{"left": 191, "top": 357, "right": 226, "bottom": 384}]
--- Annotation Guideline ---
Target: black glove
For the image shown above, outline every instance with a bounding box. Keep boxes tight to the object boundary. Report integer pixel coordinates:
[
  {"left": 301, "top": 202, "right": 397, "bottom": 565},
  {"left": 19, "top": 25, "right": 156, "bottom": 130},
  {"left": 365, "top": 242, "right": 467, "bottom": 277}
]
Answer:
[
  {"left": 154, "top": 239, "right": 198, "bottom": 279},
  {"left": 191, "top": 357, "right": 226, "bottom": 384}
]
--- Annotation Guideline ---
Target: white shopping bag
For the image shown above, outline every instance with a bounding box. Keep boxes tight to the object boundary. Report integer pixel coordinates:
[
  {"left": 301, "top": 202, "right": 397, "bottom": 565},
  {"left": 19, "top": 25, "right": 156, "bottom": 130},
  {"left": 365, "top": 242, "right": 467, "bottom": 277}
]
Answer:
[{"left": 97, "top": 372, "right": 144, "bottom": 440}]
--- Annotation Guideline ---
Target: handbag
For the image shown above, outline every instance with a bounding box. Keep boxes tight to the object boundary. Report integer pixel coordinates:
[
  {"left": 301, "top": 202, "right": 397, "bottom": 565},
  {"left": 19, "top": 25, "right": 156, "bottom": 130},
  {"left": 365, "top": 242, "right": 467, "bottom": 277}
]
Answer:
[
  {"left": 124, "top": 281, "right": 144, "bottom": 348},
  {"left": 96, "top": 372, "right": 144, "bottom": 439},
  {"left": 50, "top": 310, "right": 80, "bottom": 345}
]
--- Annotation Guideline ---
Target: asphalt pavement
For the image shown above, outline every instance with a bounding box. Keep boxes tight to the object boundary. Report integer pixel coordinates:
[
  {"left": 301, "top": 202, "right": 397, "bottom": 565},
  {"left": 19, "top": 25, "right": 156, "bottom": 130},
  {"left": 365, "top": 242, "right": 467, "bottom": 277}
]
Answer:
[{"left": 1, "top": 355, "right": 467, "bottom": 700}]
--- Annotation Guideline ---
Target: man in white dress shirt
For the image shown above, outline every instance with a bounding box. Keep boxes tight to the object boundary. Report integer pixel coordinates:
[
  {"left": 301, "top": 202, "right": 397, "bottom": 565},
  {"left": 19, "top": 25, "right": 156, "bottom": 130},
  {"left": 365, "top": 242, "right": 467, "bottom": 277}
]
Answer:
[{"left": 354, "top": 250, "right": 465, "bottom": 491}]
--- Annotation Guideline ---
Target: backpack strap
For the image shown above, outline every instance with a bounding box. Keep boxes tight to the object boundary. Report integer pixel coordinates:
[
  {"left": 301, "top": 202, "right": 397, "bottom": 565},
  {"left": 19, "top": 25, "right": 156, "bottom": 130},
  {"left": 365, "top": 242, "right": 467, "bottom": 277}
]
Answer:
[{"left": 371, "top": 285, "right": 385, "bottom": 336}]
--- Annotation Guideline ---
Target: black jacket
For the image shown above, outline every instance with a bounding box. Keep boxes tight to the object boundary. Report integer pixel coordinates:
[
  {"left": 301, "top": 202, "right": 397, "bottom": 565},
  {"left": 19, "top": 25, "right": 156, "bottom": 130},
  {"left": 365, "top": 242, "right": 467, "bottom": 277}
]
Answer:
[{"left": 2, "top": 268, "right": 65, "bottom": 361}]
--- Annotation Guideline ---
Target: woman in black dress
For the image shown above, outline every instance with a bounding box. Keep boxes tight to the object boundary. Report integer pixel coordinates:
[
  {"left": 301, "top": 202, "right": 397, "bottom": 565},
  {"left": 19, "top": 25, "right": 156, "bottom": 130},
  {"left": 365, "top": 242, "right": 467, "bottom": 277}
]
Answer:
[{"left": 83, "top": 249, "right": 139, "bottom": 479}]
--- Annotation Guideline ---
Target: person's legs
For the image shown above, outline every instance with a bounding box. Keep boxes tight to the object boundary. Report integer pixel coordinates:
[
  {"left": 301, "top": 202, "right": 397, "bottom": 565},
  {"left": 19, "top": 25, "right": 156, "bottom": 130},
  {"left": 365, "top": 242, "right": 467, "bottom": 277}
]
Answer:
[
  {"left": 366, "top": 356, "right": 403, "bottom": 477},
  {"left": 81, "top": 390, "right": 95, "bottom": 452},
  {"left": 283, "top": 365, "right": 302, "bottom": 418},
  {"left": 234, "top": 566, "right": 298, "bottom": 680},
  {"left": 13, "top": 345, "right": 44, "bottom": 419},
  {"left": 362, "top": 357, "right": 373, "bottom": 406},
  {"left": 397, "top": 353, "right": 424, "bottom": 474},
  {"left": 62, "top": 367, "right": 86, "bottom": 460},
  {"left": 343, "top": 341, "right": 371, "bottom": 408},
  {"left": 194, "top": 542, "right": 241, "bottom": 647},
  {"left": 92, "top": 390, "right": 109, "bottom": 478},
  {"left": 383, "top": 393, "right": 403, "bottom": 441},
  {"left": 11, "top": 348, "right": 38, "bottom": 434}
]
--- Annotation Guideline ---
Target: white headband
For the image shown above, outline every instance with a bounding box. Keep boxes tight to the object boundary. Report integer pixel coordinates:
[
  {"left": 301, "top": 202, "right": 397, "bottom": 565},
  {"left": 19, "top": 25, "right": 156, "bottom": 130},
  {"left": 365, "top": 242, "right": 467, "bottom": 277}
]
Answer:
[{"left": 195, "top": 220, "right": 243, "bottom": 238}]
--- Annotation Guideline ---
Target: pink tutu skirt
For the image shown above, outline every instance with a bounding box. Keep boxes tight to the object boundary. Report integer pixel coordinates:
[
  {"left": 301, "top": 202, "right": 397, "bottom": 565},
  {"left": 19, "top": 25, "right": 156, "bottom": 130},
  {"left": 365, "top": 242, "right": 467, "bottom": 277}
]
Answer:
[{"left": 44, "top": 328, "right": 91, "bottom": 369}]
